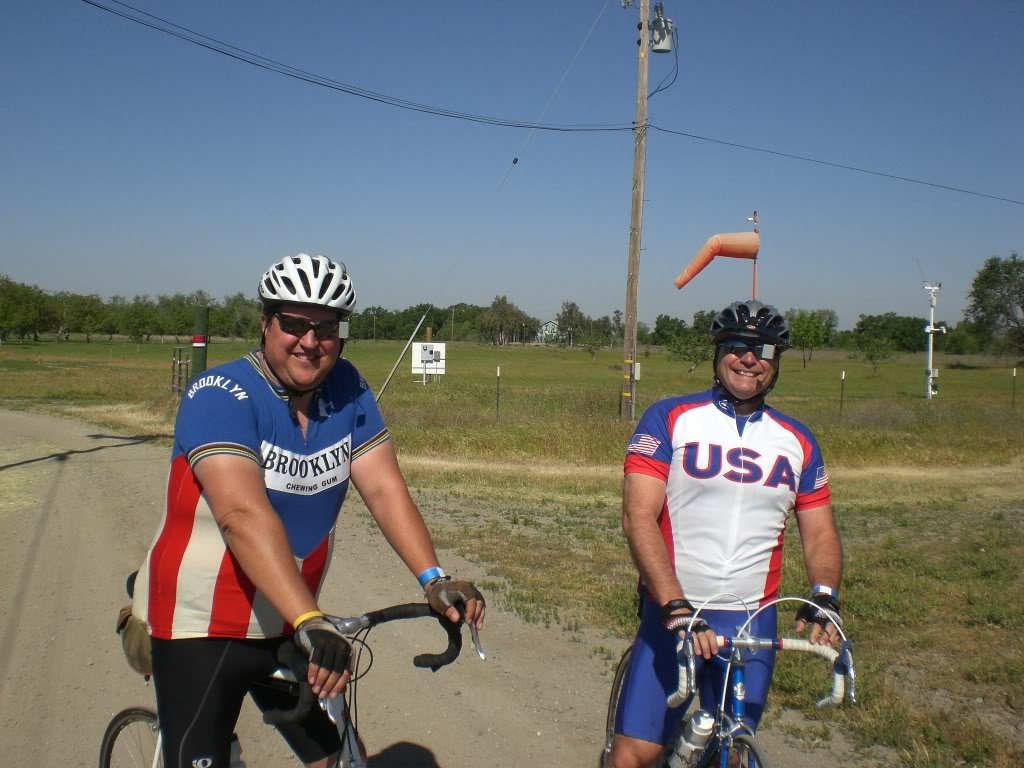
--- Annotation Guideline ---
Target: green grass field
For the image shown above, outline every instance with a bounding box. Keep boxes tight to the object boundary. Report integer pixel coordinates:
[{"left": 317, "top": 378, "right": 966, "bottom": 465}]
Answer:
[{"left": 2, "top": 336, "right": 1022, "bottom": 766}]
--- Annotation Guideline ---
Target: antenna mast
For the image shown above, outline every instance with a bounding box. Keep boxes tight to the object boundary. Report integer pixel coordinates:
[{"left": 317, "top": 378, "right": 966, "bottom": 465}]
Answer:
[{"left": 923, "top": 282, "right": 945, "bottom": 399}]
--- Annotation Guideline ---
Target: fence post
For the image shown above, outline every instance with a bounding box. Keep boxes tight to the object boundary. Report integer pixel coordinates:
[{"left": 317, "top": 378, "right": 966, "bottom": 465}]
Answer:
[
  {"left": 496, "top": 366, "right": 501, "bottom": 421},
  {"left": 192, "top": 306, "right": 209, "bottom": 377},
  {"left": 1013, "top": 368, "right": 1017, "bottom": 411},
  {"left": 839, "top": 370, "right": 846, "bottom": 417}
]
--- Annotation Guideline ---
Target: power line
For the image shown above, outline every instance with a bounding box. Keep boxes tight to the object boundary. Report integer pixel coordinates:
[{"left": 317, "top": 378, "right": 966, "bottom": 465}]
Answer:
[
  {"left": 82, "top": 0, "right": 1023, "bottom": 206},
  {"left": 648, "top": 125, "right": 1023, "bottom": 206},
  {"left": 498, "top": 0, "right": 613, "bottom": 192},
  {"left": 81, "top": 0, "right": 632, "bottom": 133}
]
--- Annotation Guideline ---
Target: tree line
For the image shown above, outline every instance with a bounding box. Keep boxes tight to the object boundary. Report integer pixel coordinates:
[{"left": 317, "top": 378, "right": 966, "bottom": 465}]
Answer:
[{"left": 1, "top": 252, "right": 1020, "bottom": 361}]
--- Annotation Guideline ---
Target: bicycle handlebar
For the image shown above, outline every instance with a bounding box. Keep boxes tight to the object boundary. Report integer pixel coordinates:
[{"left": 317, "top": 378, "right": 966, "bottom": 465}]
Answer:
[
  {"left": 262, "top": 602, "right": 464, "bottom": 727},
  {"left": 667, "top": 634, "right": 856, "bottom": 711}
]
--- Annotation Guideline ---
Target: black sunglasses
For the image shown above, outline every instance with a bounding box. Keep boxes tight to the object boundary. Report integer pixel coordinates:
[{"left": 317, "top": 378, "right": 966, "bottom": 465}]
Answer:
[
  {"left": 718, "top": 339, "right": 777, "bottom": 360},
  {"left": 274, "top": 313, "right": 341, "bottom": 340}
]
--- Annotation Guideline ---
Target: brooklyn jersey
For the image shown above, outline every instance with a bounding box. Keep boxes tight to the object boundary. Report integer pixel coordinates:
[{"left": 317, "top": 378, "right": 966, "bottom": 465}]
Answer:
[
  {"left": 624, "top": 388, "right": 831, "bottom": 608},
  {"left": 134, "top": 353, "right": 389, "bottom": 640}
]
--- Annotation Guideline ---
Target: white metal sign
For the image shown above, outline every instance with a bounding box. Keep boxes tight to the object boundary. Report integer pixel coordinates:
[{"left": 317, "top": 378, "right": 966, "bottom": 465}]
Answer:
[{"left": 411, "top": 343, "right": 446, "bottom": 375}]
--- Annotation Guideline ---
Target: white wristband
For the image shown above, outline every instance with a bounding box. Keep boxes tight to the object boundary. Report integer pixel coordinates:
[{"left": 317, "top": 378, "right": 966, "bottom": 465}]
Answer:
[{"left": 812, "top": 584, "right": 838, "bottom": 601}]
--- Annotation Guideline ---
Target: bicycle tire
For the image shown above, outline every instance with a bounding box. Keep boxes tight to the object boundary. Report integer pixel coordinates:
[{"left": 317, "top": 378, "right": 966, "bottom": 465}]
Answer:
[
  {"left": 715, "top": 733, "right": 771, "bottom": 768},
  {"left": 99, "top": 707, "right": 162, "bottom": 768},
  {"left": 599, "top": 644, "right": 634, "bottom": 768}
]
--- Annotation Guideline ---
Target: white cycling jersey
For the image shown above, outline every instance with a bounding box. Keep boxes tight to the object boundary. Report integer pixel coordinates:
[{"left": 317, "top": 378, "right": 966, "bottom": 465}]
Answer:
[{"left": 625, "top": 388, "right": 831, "bottom": 609}]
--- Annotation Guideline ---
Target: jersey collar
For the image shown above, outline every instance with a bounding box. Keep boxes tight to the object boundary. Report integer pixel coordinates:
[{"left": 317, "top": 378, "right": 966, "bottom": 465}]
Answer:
[
  {"left": 246, "top": 351, "right": 289, "bottom": 401},
  {"left": 711, "top": 386, "right": 766, "bottom": 422}
]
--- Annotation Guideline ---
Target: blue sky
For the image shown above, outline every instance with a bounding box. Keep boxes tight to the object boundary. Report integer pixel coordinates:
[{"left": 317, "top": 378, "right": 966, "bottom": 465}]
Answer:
[{"left": 2, "top": 0, "right": 1021, "bottom": 329}]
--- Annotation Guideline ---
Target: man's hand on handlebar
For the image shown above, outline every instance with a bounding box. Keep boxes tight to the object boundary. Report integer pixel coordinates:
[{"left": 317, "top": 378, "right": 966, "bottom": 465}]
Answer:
[
  {"left": 424, "top": 577, "right": 486, "bottom": 630},
  {"left": 795, "top": 593, "right": 843, "bottom": 648},
  {"left": 662, "top": 598, "right": 718, "bottom": 660},
  {"left": 293, "top": 616, "right": 352, "bottom": 699}
]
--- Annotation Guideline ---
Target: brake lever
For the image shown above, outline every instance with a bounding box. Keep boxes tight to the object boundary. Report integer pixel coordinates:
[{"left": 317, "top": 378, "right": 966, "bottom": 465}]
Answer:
[
  {"left": 469, "top": 623, "right": 486, "bottom": 661},
  {"left": 321, "top": 694, "right": 346, "bottom": 725}
]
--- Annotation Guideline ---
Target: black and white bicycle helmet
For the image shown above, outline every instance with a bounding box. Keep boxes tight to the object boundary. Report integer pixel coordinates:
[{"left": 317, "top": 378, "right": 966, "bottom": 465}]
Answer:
[
  {"left": 710, "top": 299, "right": 790, "bottom": 405},
  {"left": 259, "top": 253, "right": 357, "bottom": 317},
  {"left": 710, "top": 299, "right": 790, "bottom": 349}
]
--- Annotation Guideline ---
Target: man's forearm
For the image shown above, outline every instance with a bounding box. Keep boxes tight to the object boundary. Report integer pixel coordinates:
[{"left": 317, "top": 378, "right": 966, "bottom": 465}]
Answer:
[{"left": 219, "top": 503, "right": 318, "bottom": 621}]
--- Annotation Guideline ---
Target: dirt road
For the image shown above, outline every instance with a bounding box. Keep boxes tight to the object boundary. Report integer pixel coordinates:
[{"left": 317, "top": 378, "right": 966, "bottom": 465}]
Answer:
[{"left": 0, "top": 409, "right": 885, "bottom": 767}]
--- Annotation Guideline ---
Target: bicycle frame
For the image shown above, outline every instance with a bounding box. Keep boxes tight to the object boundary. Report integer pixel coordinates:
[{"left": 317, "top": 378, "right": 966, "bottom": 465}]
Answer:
[
  {"left": 667, "top": 595, "right": 856, "bottom": 768},
  {"left": 107, "top": 601, "right": 475, "bottom": 768}
]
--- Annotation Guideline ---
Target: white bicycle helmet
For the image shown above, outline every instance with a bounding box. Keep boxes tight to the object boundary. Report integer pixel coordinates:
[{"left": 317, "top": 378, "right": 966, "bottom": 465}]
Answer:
[{"left": 259, "top": 253, "right": 357, "bottom": 317}]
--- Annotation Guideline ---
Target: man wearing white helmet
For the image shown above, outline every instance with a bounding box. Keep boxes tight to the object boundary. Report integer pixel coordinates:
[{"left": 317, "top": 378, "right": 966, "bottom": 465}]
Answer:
[
  {"left": 132, "top": 253, "right": 485, "bottom": 768},
  {"left": 606, "top": 299, "right": 843, "bottom": 768}
]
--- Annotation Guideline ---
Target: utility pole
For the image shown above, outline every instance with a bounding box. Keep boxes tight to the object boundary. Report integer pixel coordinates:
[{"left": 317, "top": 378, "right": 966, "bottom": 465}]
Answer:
[
  {"left": 923, "top": 283, "right": 945, "bottom": 399},
  {"left": 621, "top": 0, "right": 650, "bottom": 421}
]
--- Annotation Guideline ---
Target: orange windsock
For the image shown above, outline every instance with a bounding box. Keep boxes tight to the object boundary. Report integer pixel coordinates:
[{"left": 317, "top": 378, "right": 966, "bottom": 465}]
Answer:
[{"left": 673, "top": 232, "right": 760, "bottom": 290}]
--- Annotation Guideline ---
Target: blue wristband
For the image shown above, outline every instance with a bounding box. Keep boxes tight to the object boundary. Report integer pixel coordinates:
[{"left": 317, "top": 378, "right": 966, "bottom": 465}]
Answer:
[
  {"left": 417, "top": 566, "right": 446, "bottom": 588},
  {"left": 812, "top": 584, "right": 839, "bottom": 601}
]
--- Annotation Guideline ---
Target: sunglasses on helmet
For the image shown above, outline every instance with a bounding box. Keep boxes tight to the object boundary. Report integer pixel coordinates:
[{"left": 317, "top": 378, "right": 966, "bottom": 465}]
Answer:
[
  {"left": 718, "top": 339, "right": 777, "bottom": 360},
  {"left": 274, "top": 313, "right": 348, "bottom": 341}
]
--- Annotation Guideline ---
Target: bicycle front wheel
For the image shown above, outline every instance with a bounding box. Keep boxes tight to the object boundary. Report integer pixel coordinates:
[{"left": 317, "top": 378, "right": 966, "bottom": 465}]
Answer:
[
  {"left": 726, "top": 733, "right": 771, "bottom": 768},
  {"left": 99, "top": 707, "right": 162, "bottom": 768},
  {"left": 600, "top": 645, "right": 633, "bottom": 768}
]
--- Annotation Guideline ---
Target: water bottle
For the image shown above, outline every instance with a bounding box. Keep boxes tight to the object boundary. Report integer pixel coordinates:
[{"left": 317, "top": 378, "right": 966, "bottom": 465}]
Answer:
[{"left": 667, "top": 709, "right": 715, "bottom": 767}]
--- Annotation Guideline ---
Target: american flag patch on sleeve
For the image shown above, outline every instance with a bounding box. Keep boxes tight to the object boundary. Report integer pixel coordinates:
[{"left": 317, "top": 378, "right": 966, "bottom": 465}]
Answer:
[
  {"left": 814, "top": 465, "right": 829, "bottom": 489},
  {"left": 627, "top": 434, "right": 661, "bottom": 456}
]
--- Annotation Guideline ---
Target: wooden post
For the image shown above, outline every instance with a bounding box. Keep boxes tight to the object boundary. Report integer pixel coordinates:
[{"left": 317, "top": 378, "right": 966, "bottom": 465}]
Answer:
[{"left": 620, "top": 0, "right": 650, "bottom": 422}]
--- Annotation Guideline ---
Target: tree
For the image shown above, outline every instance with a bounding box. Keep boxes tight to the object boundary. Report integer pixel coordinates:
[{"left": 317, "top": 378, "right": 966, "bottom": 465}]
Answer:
[
  {"left": 0, "top": 274, "right": 17, "bottom": 341},
  {"left": 651, "top": 314, "right": 687, "bottom": 346},
  {"left": 124, "top": 295, "right": 159, "bottom": 342},
  {"left": 103, "top": 296, "right": 127, "bottom": 340},
  {"left": 213, "top": 293, "right": 261, "bottom": 341},
  {"left": 555, "top": 301, "right": 589, "bottom": 346},
  {"left": 636, "top": 321, "right": 652, "bottom": 346},
  {"left": 786, "top": 308, "right": 837, "bottom": 368},
  {"left": 943, "top": 319, "right": 983, "bottom": 355},
  {"left": 966, "top": 252, "right": 1024, "bottom": 354},
  {"left": 0, "top": 279, "right": 58, "bottom": 340},
  {"left": 668, "top": 328, "right": 713, "bottom": 374},
  {"left": 66, "top": 293, "right": 106, "bottom": 342},
  {"left": 849, "top": 333, "right": 896, "bottom": 375},
  {"left": 612, "top": 309, "right": 624, "bottom": 341},
  {"left": 690, "top": 309, "right": 717, "bottom": 336},
  {"left": 476, "top": 296, "right": 537, "bottom": 345},
  {"left": 577, "top": 331, "right": 606, "bottom": 361},
  {"left": 854, "top": 312, "right": 927, "bottom": 352}
]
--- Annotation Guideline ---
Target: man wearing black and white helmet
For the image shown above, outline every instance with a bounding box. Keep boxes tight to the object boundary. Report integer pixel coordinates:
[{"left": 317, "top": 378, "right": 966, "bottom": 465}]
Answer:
[
  {"left": 608, "top": 299, "right": 843, "bottom": 768},
  {"left": 132, "top": 253, "right": 485, "bottom": 768}
]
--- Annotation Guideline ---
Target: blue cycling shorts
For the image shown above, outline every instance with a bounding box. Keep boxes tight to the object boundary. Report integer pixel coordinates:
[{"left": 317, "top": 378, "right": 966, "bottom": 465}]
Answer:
[{"left": 614, "top": 597, "right": 778, "bottom": 745}]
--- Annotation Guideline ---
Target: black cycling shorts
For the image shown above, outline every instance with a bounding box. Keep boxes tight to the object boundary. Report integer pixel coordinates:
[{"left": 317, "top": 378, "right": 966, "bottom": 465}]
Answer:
[{"left": 151, "top": 635, "right": 341, "bottom": 768}]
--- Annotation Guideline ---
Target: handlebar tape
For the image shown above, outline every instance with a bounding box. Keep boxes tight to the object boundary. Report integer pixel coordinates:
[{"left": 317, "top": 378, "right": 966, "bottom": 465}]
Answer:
[{"left": 261, "top": 603, "right": 464, "bottom": 724}]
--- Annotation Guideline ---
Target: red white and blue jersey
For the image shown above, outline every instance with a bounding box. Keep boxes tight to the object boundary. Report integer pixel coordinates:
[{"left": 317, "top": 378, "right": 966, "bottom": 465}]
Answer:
[
  {"left": 134, "top": 353, "right": 389, "bottom": 640},
  {"left": 625, "top": 388, "right": 830, "bottom": 609}
]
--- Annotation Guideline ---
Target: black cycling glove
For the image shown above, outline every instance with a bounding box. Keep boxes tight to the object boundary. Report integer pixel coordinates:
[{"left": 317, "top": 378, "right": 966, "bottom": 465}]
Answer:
[
  {"left": 425, "top": 577, "right": 485, "bottom": 616},
  {"left": 795, "top": 593, "right": 843, "bottom": 633},
  {"left": 293, "top": 616, "right": 352, "bottom": 674},
  {"left": 661, "top": 598, "right": 711, "bottom": 635}
]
